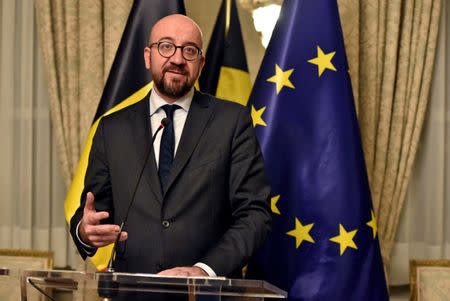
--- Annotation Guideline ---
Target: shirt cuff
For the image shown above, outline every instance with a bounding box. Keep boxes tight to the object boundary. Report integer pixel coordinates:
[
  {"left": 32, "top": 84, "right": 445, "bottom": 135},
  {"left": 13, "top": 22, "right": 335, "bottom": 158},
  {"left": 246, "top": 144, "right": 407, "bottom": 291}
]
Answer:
[
  {"left": 194, "top": 262, "right": 216, "bottom": 277},
  {"left": 76, "top": 221, "right": 97, "bottom": 255}
]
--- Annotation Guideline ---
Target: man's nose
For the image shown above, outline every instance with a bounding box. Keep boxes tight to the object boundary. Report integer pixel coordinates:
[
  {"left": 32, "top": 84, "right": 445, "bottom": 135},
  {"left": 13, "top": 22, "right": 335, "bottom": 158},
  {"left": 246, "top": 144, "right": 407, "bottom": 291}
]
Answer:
[{"left": 169, "top": 47, "right": 185, "bottom": 64}]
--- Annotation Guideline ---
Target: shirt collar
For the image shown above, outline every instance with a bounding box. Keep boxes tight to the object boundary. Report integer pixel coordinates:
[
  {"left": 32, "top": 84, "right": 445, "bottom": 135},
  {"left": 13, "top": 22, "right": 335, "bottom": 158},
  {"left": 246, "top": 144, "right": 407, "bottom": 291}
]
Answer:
[{"left": 149, "top": 87, "right": 194, "bottom": 116}]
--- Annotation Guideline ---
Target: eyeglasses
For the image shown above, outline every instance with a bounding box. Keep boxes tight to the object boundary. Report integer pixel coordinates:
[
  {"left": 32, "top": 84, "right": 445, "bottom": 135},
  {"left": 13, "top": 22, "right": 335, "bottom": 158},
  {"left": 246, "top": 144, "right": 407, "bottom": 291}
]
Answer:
[{"left": 149, "top": 41, "right": 202, "bottom": 61}]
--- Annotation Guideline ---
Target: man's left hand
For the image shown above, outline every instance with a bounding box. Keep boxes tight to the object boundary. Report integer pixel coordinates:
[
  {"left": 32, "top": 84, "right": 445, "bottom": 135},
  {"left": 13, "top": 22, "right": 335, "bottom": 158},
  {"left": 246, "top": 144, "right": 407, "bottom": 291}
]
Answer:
[{"left": 158, "top": 266, "right": 208, "bottom": 276}]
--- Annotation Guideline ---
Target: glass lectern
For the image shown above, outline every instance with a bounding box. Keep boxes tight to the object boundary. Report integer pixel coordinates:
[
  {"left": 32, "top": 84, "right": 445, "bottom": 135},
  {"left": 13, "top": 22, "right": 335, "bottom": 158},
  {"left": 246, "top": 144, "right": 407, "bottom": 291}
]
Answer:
[{"left": 18, "top": 269, "right": 287, "bottom": 300}]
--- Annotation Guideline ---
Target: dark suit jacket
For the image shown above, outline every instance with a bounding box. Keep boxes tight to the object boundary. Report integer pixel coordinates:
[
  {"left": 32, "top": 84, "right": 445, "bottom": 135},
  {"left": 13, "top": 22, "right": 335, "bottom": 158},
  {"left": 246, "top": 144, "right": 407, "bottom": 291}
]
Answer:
[{"left": 70, "top": 90, "right": 271, "bottom": 277}]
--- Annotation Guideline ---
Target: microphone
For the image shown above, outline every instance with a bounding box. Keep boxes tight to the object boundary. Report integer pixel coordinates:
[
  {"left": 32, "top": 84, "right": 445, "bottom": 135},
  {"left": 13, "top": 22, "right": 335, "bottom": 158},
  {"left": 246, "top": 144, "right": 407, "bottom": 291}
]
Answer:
[{"left": 98, "top": 117, "right": 170, "bottom": 298}]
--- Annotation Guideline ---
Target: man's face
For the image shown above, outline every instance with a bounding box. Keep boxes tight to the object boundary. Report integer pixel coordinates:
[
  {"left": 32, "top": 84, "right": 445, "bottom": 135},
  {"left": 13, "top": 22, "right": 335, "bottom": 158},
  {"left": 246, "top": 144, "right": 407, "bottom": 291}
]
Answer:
[{"left": 144, "top": 15, "right": 205, "bottom": 101}]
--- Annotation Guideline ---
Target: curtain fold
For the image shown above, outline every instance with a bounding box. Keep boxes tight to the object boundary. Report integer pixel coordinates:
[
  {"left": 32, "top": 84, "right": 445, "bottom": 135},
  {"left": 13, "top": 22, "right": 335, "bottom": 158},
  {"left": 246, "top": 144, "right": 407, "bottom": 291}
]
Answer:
[
  {"left": 338, "top": 0, "right": 442, "bottom": 270},
  {"left": 0, "top": 0, "right": 76, "bottom": 267},
  {"left": 34, "top": 0, "right": 133, "bottom": 188},
  {"left": 390, "top": 0, "right": 450, "bottom": 284},
  {"left": 380, "top": 0, "right": 442, "bottom": 265}
]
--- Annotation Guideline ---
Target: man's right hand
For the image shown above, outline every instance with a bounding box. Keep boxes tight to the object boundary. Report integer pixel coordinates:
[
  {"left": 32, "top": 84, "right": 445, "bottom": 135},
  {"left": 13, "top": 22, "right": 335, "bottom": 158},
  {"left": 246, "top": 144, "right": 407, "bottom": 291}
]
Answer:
[{"left": 79, "top": 192, "right": 128, "bottom": 248}]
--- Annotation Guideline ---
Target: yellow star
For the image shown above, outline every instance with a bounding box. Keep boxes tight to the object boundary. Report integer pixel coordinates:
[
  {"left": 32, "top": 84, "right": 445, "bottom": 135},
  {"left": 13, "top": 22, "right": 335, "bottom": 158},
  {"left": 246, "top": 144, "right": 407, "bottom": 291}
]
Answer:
[
  {"left": 266, "top": 64, "right": 295, "bottom": 94},
  {"left": 366, "top": 210, "right": 378, "bottom": 239},
  {"left": 271, "top": 195, "right": 281, "bottom": 215},
  {"left": 286, "top": 218, "right": 315, "bottom": 248},
  {"left": 251, "top": 105, "right": 267, "bottom": 127},
  {"left": 308, "top": 46, "right": 337, "bottom": 77},
  {"left": 330, "top": 224, "right": 358, "bottom": 255}
]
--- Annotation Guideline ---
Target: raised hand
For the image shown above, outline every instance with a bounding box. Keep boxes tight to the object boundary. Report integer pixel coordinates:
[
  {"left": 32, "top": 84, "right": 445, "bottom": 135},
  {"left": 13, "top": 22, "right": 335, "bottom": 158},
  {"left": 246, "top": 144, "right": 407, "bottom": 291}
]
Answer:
[{"left": 79, "top": 192, "right": 128, "bottom": 248}]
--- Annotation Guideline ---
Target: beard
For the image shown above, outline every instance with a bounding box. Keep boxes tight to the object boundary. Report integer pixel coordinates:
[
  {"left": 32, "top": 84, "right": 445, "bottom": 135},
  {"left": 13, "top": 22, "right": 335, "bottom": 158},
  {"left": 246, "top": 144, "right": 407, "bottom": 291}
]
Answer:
[{"left": 153, "top": 65, "right": 194, "bottom": 99}]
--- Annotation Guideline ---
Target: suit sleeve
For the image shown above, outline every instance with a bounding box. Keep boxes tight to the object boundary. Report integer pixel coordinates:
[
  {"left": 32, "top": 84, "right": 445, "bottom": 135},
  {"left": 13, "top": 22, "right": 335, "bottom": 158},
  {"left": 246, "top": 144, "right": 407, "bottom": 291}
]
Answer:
[
  {"left": 199, "top": 107, "right": 272, "bottom": 276},
  {"left": 69, "top": 119, "right": 114, "bottom": 259}
]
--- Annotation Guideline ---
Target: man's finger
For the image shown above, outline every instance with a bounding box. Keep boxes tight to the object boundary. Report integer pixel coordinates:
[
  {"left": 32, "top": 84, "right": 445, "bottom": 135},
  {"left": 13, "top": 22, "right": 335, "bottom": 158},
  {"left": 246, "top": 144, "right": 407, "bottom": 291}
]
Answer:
[
  {"left": 90, "top": 240, "right": 114, "bottom": 248},
  {"left": 85, "top": 211, "right": 109, "bottom": 225},
  {"left": 85, "top": 224, "right": 121, "bottom": 236},
  {"left": 86, "top": 234, "right": 118, "bottom": 243},
  {"left": 87, "top": 233, "right": 125, "bottom": 243},
  {"left": 158, "top": 267, "right": 179, "bottom": 276},
  {"left": 86, "top": 231, "right": 128, "bottom": 247},
  {"left": 119, "top": 231, "right": 128, "bottom": 241},
  {"left": 84, "top": 192, "right": 96, "bottom": 212}
]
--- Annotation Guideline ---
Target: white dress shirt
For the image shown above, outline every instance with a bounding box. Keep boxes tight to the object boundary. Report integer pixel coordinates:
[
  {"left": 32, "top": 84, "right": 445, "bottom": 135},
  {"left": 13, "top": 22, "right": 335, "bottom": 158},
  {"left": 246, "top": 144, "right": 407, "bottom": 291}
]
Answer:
[
  {"left": 149, "top": 88, "right": 192, "bottom": 167},
  {"left": 77, "top": 88, "right": 216, "bottom": 277}
]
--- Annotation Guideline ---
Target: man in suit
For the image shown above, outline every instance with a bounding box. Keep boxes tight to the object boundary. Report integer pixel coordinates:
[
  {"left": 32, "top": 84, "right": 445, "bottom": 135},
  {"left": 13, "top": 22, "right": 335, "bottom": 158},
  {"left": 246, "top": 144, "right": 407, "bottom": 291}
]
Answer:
[{"left": 70, "top": 14, "right": 271, "bottom": 278}]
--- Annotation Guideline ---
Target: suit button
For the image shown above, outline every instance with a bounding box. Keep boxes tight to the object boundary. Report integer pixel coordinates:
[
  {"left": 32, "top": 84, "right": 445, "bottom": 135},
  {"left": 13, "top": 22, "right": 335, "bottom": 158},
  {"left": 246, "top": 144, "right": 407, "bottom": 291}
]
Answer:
[{"left": 162, "top": 220, "right": 170, "bottom": 228}]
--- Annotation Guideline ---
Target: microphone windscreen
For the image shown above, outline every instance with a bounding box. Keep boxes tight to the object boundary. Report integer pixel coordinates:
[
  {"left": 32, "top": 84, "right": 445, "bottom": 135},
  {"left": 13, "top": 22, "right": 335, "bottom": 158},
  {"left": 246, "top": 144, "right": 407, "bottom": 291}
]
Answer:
[{"left": 161, "top": 117, "right": 171, "bottom": 127}]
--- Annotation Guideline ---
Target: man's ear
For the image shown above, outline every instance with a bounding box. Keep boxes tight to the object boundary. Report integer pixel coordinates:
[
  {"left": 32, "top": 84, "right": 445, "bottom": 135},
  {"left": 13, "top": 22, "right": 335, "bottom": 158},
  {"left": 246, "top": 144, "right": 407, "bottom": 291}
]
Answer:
[
  {"left": 144, "top": 47, "right": 151, "bottom": 70},
  {"left": 198, "top": 55, "right": 206, "bottom": 73}
]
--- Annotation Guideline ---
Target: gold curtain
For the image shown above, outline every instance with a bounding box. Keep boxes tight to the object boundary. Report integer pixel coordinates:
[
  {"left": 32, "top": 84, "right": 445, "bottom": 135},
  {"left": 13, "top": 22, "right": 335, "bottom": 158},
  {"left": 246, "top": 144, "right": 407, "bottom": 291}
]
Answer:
[
  {"left": 338, "top": 0, "right": 442, "bottom": 270},
  {"left": 34, "top": 0, "right": 133, "bottom": 188}
]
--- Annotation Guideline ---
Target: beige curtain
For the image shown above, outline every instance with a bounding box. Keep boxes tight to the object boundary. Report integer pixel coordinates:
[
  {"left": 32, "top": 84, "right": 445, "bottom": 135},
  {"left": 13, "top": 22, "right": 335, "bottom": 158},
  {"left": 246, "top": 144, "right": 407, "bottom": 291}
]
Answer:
[
  {"left": 0, "top": 0, "right": 76, "bottom": 267},
  {"left": 338, "top": 0, "right": 442, "bottom": 270},
  {"left": 390, "top": 0, "right": 450, "bottom": 284},
  {"left": 34, "top": 0, "right": 133, "bottom": 188}
]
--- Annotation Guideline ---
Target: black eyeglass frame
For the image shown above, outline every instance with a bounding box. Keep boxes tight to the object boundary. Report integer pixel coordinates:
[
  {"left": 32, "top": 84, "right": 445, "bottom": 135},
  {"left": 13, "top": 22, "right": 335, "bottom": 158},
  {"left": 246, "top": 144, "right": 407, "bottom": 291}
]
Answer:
[{"left": 149, "top": 41, "right": 203, "bottom": 61}]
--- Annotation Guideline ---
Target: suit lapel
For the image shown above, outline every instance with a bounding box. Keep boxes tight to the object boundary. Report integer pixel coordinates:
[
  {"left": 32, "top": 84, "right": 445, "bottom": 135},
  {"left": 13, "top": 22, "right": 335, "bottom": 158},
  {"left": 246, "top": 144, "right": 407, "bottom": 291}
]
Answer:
[
  {"left": 164, "top": 91, "right": 213, "bottom": 194},
  {"left": 129, "top": 96, "right": 163, "bottom": 203}
]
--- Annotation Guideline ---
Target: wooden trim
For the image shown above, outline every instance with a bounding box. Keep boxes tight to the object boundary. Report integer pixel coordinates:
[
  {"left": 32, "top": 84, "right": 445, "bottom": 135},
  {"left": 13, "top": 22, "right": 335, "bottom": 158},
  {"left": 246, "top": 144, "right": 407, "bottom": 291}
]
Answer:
[
  {"left": 0, "top": 249, "right": 54, "bottom": 269},
  {"left": 410, "top": 259, "right": 450, "bottom": 301}
]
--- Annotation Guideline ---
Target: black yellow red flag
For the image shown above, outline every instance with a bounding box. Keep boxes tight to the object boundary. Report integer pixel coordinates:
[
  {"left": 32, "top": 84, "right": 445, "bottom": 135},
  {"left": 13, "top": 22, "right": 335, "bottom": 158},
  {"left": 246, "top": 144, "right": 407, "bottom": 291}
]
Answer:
[{"left": 199, "top": 0, "right": 251, "bottom": 105}]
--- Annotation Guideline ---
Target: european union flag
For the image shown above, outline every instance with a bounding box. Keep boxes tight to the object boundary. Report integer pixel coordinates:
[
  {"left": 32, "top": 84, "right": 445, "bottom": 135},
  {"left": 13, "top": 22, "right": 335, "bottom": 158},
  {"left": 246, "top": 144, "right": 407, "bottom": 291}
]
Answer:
[{"left": 247, "top": 0, "right": 389, "bottom": 300}]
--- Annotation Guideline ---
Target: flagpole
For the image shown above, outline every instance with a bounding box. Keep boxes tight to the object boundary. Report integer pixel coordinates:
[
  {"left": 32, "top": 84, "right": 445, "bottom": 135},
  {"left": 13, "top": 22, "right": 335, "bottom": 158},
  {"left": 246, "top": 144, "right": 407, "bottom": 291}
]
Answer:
[{"left": 225, "top": 0, "right": 231, "bottom": 39}]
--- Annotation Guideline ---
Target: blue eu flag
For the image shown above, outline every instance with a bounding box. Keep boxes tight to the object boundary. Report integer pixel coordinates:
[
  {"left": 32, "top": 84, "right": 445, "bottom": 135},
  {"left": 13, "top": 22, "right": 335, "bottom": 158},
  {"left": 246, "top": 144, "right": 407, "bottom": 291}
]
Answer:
[{"left": 247, "top": 0, "right": 389, "bottom": 300}]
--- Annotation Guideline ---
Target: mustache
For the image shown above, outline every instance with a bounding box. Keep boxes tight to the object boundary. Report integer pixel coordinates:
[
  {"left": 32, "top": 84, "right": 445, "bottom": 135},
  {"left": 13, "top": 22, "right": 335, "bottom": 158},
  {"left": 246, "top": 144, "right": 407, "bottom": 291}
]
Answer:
[{"left": 163, "top": 65, "right": 188, "bottom": 75}]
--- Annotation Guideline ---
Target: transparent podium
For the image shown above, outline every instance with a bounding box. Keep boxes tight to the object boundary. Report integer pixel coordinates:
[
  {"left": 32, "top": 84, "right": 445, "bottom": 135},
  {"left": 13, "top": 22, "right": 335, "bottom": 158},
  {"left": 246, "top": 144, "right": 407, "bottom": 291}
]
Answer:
[{"left": 19, "top": 269, "right": 287, "bottom": 300}]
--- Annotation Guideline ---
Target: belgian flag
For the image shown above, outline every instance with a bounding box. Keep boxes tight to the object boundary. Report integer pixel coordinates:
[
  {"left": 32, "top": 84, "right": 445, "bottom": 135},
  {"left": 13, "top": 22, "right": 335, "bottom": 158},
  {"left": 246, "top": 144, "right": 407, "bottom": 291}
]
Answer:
[
  {"left": 199, "top": 0, "right": 252, "bottom": 105},
  {"left": 64, "top": 0, "right": 185, "bottom": 270}
]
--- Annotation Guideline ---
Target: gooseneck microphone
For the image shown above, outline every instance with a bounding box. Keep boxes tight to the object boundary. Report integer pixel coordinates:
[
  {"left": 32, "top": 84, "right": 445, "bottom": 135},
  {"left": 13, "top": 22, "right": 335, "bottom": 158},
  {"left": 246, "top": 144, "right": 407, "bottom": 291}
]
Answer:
[{"left": 98, "top": 117, "right": 170, "bottom": 299}]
